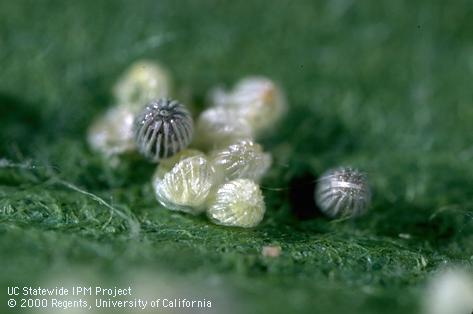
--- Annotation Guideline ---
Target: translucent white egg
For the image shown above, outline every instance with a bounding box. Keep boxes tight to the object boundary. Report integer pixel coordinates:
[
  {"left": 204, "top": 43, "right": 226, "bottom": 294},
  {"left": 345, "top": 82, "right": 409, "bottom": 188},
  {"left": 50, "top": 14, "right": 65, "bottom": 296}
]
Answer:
[
  {"left": 194, "top": 107, "right": 253, "bottom": 150},
  {"left": 210, "top": 76, "right": 287, "bottom": 136},
  {"left": 154, "top": 155, "right": 215, "bottom": 214},
  {"left": 152, "top": 149, "right": 205, "bottom": 185},
  {"left": 423, "top": 268, "right": 473, "bottom": 314},
  {"left": 113, "top": 60, "right": 172, "bottom": 111},
  {"left": 87, "top": 105, "right": 135, "bottom": 157},
  {"left": 210, "top": 140, "right": 272, "bottom": 183},
  {"left": 207, "top": 179, "right": 265, "bottom": 228}
]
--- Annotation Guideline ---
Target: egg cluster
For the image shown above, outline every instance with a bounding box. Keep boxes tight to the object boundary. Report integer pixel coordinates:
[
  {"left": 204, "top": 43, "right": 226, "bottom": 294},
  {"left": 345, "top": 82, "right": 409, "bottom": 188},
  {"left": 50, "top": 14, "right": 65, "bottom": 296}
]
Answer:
[
  {"left": 88, "top": 60, "right": 283, "bottom": 227},
  {"left": 87, "top": 60, "right": 172, "bottom": 162},
  {"left": 148, "top": 77, "right": 281, "bottom": 227},
  {"left": 88, "top": 59, "right": 372, "bottom": 227},
  {"left": 196, "top": 77, "right": 287, "bottom": 148}
]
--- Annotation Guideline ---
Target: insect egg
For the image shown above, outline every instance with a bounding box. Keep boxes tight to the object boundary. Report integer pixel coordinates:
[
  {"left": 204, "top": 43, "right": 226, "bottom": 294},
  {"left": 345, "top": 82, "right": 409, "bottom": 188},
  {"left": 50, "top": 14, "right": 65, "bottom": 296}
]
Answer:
[
  {"left": 134, "top": 98, "right": 193, "bottom": 162},
  {"left": 210, "top": 139, "right": 272, "bottom": 183},
  {"left": 423, "top": 268, "right": 473, "bottom": 314},
  {"left": 210, "top": 76, "right": 287, "bottom": 136},
  {"left": 113, "top": 60, "right": 172, "bottom": 111},
  {"left": 207, "top": 179, "right": 265, "bottom": 228},
  {"left": 152, "top": 149, "right": 205, "bottom": 185},
  {"left": 194, "top": 107, "right": 253, "bottom": 150},
  {"left": 87, "top": 105, "right": 136, "bottom": 157},
  {"left": 315, "top": 167, "right": 371, "bottom": 218},
  {"left": 154, "top": 155, "right": 215, "bottom": 214}
]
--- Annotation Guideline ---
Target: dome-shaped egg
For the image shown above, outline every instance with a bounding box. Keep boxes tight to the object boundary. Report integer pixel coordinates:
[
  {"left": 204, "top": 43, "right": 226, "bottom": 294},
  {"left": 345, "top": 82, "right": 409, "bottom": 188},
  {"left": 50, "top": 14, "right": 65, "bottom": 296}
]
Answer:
[
  {"left": 210, "top": 139, "right": 272, "bottom": 183},
  {"left": 315, "top": 167, "right": 371, "bottom": 218},
  {"left": 134, "top": 98, "right": 193, "bottom": 162},
  {"left": 152, "top": 149, "right": 205, "bottom": 185},
  {"left": 113, "top": 60, "right": 172, "bottom": 111},
  {"left": 154, "top": 155, "right": 215, "bottom": 214},
  {"left": 207, "top": 179, "right": 265, "bottom": 228},
  {"left": 194, "top": 107, "right": 253, "bottom": 151},
  {"left": 87, "top": 105, "right": 136, "bottom": 157},
  {"left": 210, "top": 76, "right": 287, "bottom": 136}
]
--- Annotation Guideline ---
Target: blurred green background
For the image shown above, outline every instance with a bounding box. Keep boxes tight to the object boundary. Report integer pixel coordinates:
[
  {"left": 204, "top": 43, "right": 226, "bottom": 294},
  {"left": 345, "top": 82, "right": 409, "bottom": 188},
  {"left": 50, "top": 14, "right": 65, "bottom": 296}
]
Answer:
[{"left": 1, "top": 0, "right": 473, "bottom": 313}]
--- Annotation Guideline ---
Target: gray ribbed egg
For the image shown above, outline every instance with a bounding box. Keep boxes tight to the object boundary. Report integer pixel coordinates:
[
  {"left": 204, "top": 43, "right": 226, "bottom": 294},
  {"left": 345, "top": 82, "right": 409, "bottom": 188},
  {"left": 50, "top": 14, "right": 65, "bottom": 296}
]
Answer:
[
  {"left": 134, "top": 99, "right": 193, "bottom": 162},
  {"left": 315, "top": 167, "right": 370, "bottom": 218},
  {"left": 207, "top": 179, "right": 265, "bottom": 228}
]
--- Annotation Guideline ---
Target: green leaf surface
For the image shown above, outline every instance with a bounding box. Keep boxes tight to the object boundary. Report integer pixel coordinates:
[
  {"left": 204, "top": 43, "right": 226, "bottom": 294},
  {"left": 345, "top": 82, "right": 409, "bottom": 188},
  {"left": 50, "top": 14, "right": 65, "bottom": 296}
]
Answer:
[{"left": 1, "top": 1, "right": 472, "bottom": 313}]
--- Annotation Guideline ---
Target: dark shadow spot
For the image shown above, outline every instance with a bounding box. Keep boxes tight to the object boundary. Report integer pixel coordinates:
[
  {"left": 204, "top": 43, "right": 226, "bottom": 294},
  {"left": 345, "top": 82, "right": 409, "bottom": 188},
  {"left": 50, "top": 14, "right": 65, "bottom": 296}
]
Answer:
[{"left": 288, "top": 171, "right": 322, "bottom": 220}]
